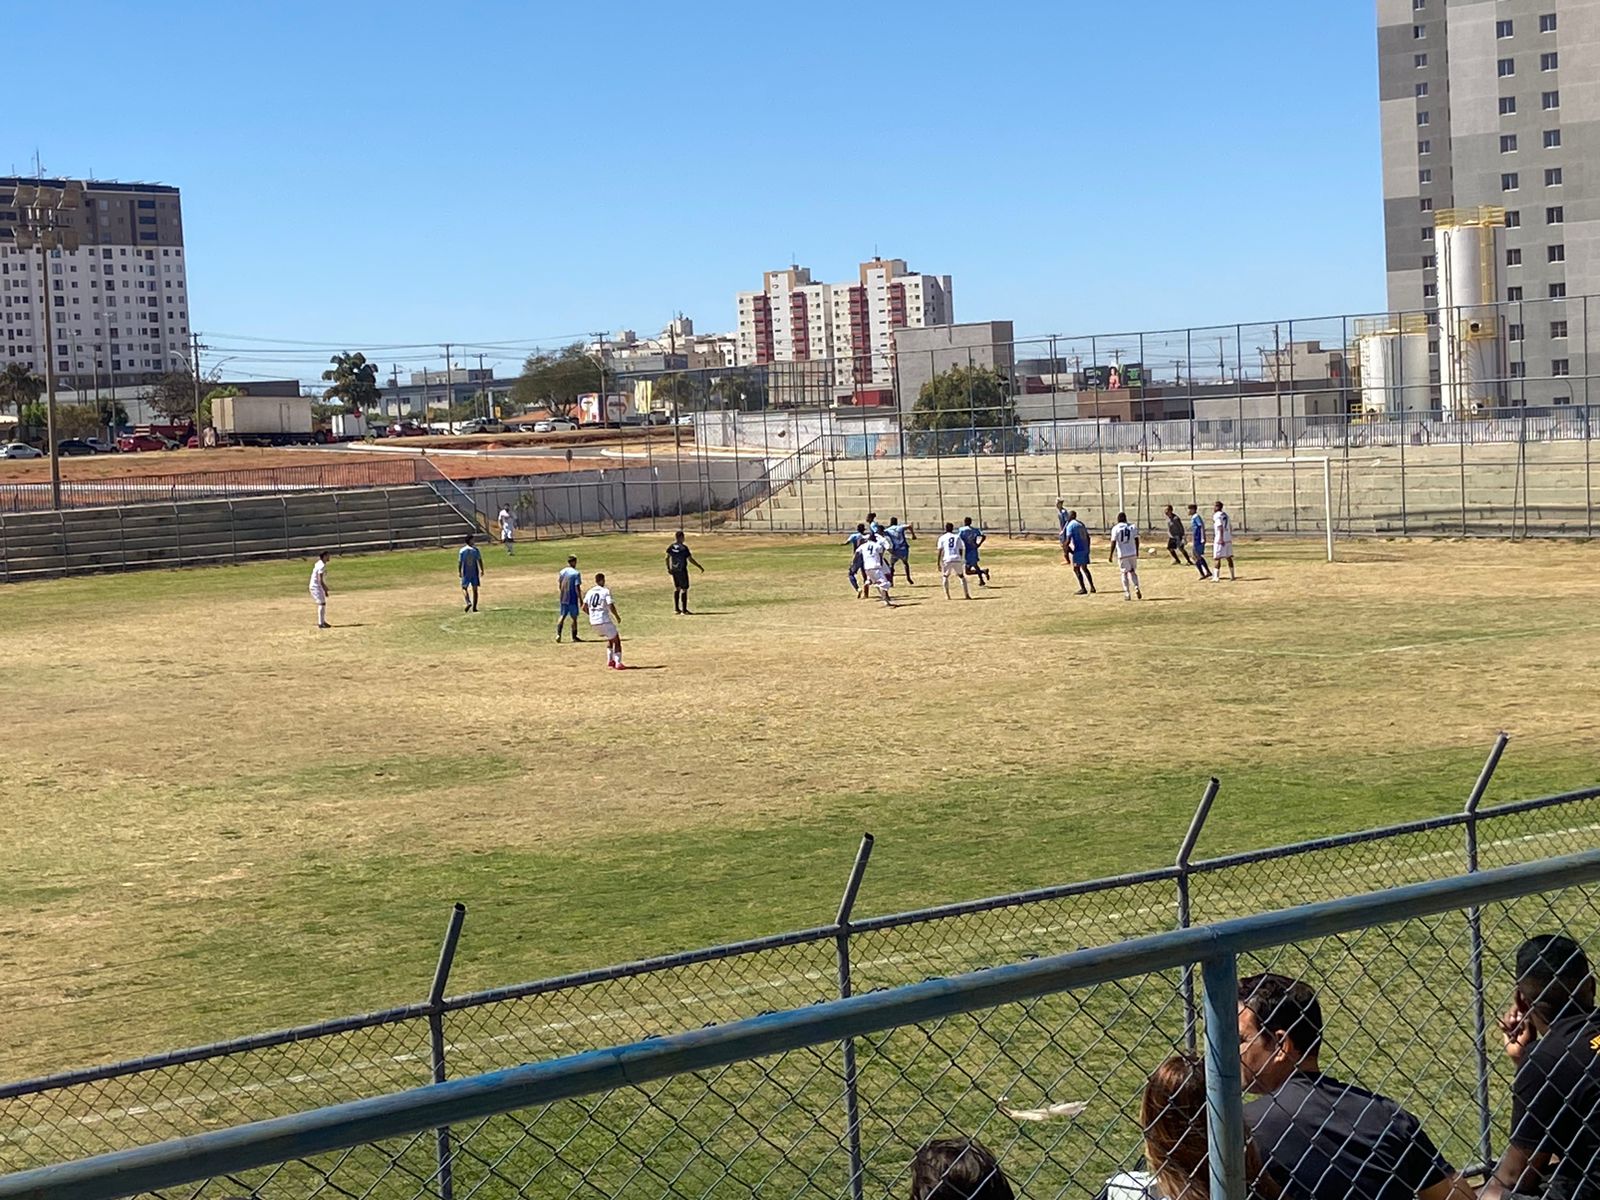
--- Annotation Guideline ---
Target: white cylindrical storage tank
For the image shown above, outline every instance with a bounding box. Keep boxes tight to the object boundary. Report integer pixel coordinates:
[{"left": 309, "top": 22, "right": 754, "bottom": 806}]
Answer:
[
  {"left": 1356, "top": 315, "right": 1431, "bottom": 415},
  {"left": 1436, "top": 207, "right": 1507, "bottom": 417}
]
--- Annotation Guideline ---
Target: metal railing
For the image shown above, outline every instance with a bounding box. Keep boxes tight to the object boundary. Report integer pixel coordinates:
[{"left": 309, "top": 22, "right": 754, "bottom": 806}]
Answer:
[
  {"left": 0, "top": 459, "right": 427, "bottom": 514},
  {"left": 5, "top": 734, "right": 1599, "bottom": 1182},
  {"left": 5, "top": 846, "right": 1599, "bottom": 1200}
]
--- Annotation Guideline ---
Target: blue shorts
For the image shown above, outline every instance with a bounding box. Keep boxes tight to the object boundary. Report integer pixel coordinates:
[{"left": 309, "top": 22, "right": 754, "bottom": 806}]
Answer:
[
  {"left": 1193, "top": 539, "right": 1206, "bottom": 557},
  {"left": 461, "top": 574, "right": 480, "bottom": 588},
  {"left": 964, "top": 553, "right": 979, "bottom": 567},
  {"left": 891, "top": 548, "right": 909, "bottom": 562},
  {"left": 559, "top": 600, "right": 579, "bottom": 617},
  {"left": 1071, "top": 550, "right": 1090, "bottom": 566}
]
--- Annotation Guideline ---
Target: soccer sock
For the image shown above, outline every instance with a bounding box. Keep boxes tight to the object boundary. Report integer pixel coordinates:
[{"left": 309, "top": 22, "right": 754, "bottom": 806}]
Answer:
[
  {"left": 316, "top": 602, "right": 326, "bottom": 625},
  {"left": 942, "top": 576, "right": 951, "bottom": 598},
  {"left": 961, "top": 576, "right": 971, "bottom": 598}
]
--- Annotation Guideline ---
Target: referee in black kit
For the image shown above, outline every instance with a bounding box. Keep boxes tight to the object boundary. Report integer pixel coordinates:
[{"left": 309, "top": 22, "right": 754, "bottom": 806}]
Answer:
[{"left": 666, "top": 529, "right": 705, "bottom": 615}]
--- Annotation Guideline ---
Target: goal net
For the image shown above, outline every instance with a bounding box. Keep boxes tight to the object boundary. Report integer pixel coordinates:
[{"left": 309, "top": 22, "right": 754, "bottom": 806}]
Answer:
[{"left": 1115, "top": 456, "right": 1336, "bottom": 561}]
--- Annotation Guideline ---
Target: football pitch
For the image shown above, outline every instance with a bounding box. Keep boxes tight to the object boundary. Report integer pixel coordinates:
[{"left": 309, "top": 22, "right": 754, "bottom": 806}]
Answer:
[{"left": 2, "top": 532, "right": 1598, "bottom": 1083}]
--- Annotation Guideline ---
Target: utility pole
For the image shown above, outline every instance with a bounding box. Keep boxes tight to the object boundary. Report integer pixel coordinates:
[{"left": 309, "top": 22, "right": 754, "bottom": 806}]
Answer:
[
  {"left": 392, "top": 363, "right": 403, "bottom": 419},
  {"left": 443, "top": 342, "right": 453, "bottom": 432},
  {"left": 476, "top": 351, "right": 487, "bottom": 419},
  {"left": 191, "top": 330, "right": 205, "bottom": 436},
  {"left": 591, "top": 330, "right": 607, "bottom": 425}
]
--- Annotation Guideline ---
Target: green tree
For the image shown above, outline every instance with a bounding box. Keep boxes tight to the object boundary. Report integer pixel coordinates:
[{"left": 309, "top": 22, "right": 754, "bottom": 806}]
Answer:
[
  {"left": 96, "top": 397, "right": 129, "bottom": 432},
  {"left": 510, "top": 343, "right": 600, "bottom": 419},
  {"left": 1, "top": 362, "right": 44, "bottom": 433},
  {"left": 651, "top": 372, "right": 709, "bottom": 416},
  {"left": 712, "top": 370, "right": 766, "bottom": 410},
  {"left": 908, "top": 365, "right": 1026, "bottom": 454},
  {"left": 53, "top": 404, "right": 106, "bottom": 439},
  {"left": 320, "top": 352, "right": 383, "bottom": 412},
  {"left": 149, "top": 370, "right": 199, "bottom": 423}
]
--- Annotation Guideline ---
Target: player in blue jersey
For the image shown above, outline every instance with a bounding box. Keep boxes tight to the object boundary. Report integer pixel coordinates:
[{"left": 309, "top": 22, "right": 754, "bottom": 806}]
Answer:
[
  {"left": 556, "top": 554, "right": 584, "bottom": 641},
  {"left": 845, "top": 523, "right": 869, "bottom": 596},
  {"left": 1057, "top": 499, "right": 1072, "bottom": 563},
  {"left": 958, "top": 517, "right": 990, "bottom": 586},
  {"left": 457, "top": 533, "right": 484, "bottom": 612},
  {"left": 1064, "top": 510, "right": 1095, "bottom": 595},
  {"left": 885, "top": 516, "right": 916, "bottom": 585},
  {"left": 1186, "top": 504, "right": 1212, "bottom": 580}
]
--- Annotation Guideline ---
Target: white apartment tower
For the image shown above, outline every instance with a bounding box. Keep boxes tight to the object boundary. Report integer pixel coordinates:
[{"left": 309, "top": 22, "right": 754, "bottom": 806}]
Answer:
[
  {"left": 736, "top": 257, "right": 953, "bottom": 402},
  {"left": 1, "top": 178, "right": 192, "bottom": 391}
]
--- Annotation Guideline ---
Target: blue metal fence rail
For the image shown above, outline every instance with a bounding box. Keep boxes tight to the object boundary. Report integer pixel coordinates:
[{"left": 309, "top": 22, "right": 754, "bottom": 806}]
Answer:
[{"left": 5, "top": 849, "right": 1598, "bottom": 1200}]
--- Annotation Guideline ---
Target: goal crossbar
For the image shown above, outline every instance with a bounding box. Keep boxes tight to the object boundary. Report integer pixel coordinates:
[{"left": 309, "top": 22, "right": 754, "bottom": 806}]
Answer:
[{"left": 1115, "top": 456, "right": 1334, "bottom": 562}]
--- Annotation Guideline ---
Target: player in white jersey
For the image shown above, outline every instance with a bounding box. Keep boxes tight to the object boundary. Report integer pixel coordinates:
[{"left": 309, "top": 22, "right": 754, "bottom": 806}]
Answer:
[
  {"left": 1211, "top": 501, "right": 1236, "bottom": 580},
  {"left": 1107, "top": 512, "right": 1142, "bottom": 600},
  {"left": 935, "top": 522, "right": 971, "bottom": 599},
  {"left": 582, "top": 572, "right": 624, "bottom": 668},
  {"left": 497, "top": 506, "right": 515, "bottom": 555},
  {"left": 309, "top": 551, "right": 330, "bottom": 628},
  {"left": 856, "top": 530, "right": 894, "bottom": 606}
]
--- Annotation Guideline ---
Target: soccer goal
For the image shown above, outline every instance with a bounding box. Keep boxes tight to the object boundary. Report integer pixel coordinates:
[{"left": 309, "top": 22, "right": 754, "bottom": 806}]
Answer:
[{"left": 1115, "top": 456, "right": 1336, "bottom": 561}]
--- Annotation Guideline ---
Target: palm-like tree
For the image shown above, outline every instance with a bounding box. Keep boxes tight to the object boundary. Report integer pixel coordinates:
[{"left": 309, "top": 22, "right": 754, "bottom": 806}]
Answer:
[{"left": 0, "top": 362, "right": 44, "bottom": 435}]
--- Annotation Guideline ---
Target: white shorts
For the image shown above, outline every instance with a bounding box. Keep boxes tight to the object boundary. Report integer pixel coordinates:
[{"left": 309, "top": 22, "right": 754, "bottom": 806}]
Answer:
[
  {"left": 940, "top": 559, "right": 964, "bottom": 577},
  {"left": 310, "top": 590, "right": 326, "bottom": 603},
  {"left": 867, "top": 567, "right": 890, "bottom": 588},
  {"left": 591, "top": 621, "right": 619, "bottom": 640},
  {"left": 1214, "top": 540, "right": 1233, "bottom": 559},
  {"left": 1119, "top": 557, "right": 1139, "bottom": 574}
]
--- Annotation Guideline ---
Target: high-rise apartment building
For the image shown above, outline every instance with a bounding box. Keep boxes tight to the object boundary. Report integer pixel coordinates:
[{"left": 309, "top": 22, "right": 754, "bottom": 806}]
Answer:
[
  {"left": 0, "top": 178, "right": 191, "bottom": 391},
  {"left": 735, "top": 257, "right": 953, "bottom": 402},
  {"left": 1378, "top": 1, "right": 1597, "bottom": 406}
]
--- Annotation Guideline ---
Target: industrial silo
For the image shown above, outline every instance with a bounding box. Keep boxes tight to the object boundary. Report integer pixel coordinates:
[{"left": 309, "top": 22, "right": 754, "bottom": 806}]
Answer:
[{"left": 1435, "top": 207, "right": 1507, "bottom": 417}]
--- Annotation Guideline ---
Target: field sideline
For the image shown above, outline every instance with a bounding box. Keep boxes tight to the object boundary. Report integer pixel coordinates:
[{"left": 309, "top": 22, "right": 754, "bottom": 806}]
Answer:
[{"left": 2, "top": 532, "right": 1598, "bottom": 1082}]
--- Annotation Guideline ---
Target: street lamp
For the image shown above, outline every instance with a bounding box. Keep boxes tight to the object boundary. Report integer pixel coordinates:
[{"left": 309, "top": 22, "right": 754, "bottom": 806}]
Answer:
[{"left": 8, "top": 179, "right": 85, "bottom": 510}]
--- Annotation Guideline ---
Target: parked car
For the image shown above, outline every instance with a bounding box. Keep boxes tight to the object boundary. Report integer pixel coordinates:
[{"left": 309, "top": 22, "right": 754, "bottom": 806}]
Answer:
[
  {"left": 459, "top": 418, "right": 506, "bottom": 435},
  {"left": 85, "top": 437, "right": 118, "bottom": 454},
  {"left": 117, "top": 433, "right": 170, "bottom": 453},
  {"left": 643, "top": 411, "right": 673, "bottom": 426},
  {"left": 387, "top": 421, "right": 429, "bottom": 437},
  {"left": 57, "top": 438, "right": 98, "bottom": 456},
  {"left": 2, "top": 441, "right": 43, "bottom": 459},
  {"left": 533, "top": 417, "right": 578, "bottom": 433}
]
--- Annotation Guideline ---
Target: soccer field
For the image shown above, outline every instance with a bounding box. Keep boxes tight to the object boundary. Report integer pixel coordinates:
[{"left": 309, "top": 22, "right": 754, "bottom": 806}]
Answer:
[{"left": 2, "top": 533, "right": 1598, "bottom": 1083}]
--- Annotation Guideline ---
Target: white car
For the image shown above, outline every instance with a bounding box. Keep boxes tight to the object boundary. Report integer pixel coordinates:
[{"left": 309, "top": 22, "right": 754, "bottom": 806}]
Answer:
[
  {"left": 534, "top": 418, "right": 578, "bottom": 433},
  {"left": 2, "top": 442, "right": 43, "bottom": 459}
]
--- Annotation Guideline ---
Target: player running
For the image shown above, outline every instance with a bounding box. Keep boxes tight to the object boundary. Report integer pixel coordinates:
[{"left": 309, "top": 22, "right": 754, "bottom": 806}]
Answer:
[
  {"left": 310, "top": 551, "right": 330, "bottom": 629},
  {"left": 458, "top": 533, "right": 484, "bottom": 612},
  {"left": 857, "top": 526, "right": 895, "bottom": 606},
  {"left": 556, "top": 554, "right": 584, "bottom": 642},
  {"left": 845, "top": 523, "right": 869, "bottom": 597},
  {"left": 582, "top": 572, "right": 624, "bottom": 668},
  {"left": 1108, "top": 511, "right": 1142, "bottom": 600},
  {"left": 665, "top": 530, "right": 705, "bottom": 614},
  {"left": 958, "top": 517, "right": 990, "bottom": 586},
  {"left": 1162, "top": 505, "right": 1193, "bottom": 566},
  {"left": 1187, "top": 504, "right": 1213, "bottom": 580},
  {"left": 1064, "top": 510, "right": 1095, "bottom": 595},
  {"left": 497, "top": 505, "right": 516, "bottom": 555},
  {"left": 885, "top": 516, "right": 916, "bottom": 584},
  {"left": 936, "top": 522, "right": 971, "bottom": 599},
  {"left": 1212, "top": 500, "right": 1236, "bottom": 580}
]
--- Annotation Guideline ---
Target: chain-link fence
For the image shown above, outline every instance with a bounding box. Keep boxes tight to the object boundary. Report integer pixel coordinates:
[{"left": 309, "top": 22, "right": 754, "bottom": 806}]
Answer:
[
  {"left": 6, "top": 852, "right": 1600, "bottom": 1200},
  {"left": 5, "top": 736, "right": 1599, "bottom": 1181}
]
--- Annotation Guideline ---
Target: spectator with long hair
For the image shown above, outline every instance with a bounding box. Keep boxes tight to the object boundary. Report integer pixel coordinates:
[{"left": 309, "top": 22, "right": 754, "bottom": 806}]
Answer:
[{"left": 1142, "top": 1052, "right": 1282, "bottom": 1200}]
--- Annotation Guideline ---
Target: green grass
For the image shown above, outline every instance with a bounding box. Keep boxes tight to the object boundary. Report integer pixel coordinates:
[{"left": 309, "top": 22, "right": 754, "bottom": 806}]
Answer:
[{"left": 1, "top": 533, "right": 1597, "bottom": 1182}]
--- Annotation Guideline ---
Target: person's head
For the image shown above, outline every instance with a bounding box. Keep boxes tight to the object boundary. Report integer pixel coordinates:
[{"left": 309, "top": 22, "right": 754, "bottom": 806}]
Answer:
[
  {"left": 1213, "top": 500, "right": 1224, "bottom": 512},
  {"left": 867, "top": 511, "right": 876, "bottom": 521},
  {"left": 464, "top": 532, "right": 475, "bottom": 545},
  {"left": 909, "top": 1136, "right": 1013, "bottom": 1200},
  {"left": 1116, "top": 511, "right": 1128, "bottom": 524},
  {"left": 890, "top": 516, "right": 899, "bottom": 526},
  {"left": 1057, "top": 498, "right": 1065, "bottom": 509},
  {"left": 857, "top": 523, "right": 867, "bottom": 534},
  {"left": 594, "top": 572, "right": 605, "bottom": 585},
  {"left": 1068, "top": 510, "right": 1077, "bottom": 521},
  {"left": 566, "top": 555, "right": 577, "bottom": 567},
  {"left": 1237, "top": 973, "right": 1322, "bottom": 1093},
  {"left": 1163, "top": 504, "right": 1174, "bottom": 516},
  {"left": 944, "top": 522, "right": 955, "bottom": 533},
  {"left": 674, "top": 529, "right": 685, "bottom": 542},
  {"left": 317, "top": 551, "right": 329, "bottom": 562},
  {"left": 963, "top": 516, "right": 973, "bottom": 527},
  {"left": 1187, "top": 504, "right": 1197, "bottom": 515},
  {"left": 1515, "top": 934, "right": 1595, "bottom": 1029},
  {"left": 1143, "top": 1053, "right": 1278, "bottom": 1200}
]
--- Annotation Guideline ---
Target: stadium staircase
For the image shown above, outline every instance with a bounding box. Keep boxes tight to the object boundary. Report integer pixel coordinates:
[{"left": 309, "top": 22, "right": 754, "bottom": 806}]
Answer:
[{"left": 0, "top": 484, "right": 476, "bottom": 581}]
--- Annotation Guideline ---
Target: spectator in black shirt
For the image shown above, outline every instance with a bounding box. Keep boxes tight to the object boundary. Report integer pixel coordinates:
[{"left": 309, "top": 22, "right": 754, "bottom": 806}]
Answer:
[
  {"left": 1485, "top": 934, "right": 1600, "bottom": 1200},
  {"left": 665, "top": 530, "right": 704, "bottom": 615},
  {"left": 1238, "top": 972, "right": 1474, "bottom": 1200}
]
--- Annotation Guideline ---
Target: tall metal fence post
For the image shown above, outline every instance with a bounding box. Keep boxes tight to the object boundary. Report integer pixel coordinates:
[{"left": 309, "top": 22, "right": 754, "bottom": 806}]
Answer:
[
  {"left": 1465, "top": 731, "right": 1510, "bottom": 1173},
  {"left": 428, "top": 903, "right": 467, "bottom": 1200},
  {"left": 1202, "top": 952, "right": 1248, "bottom": 1200},
  {"left": 1176, "top": 778, "right": 1220, "bottom": 1051},
  {"left": 835, "top": 834, "right": 875, "bottom": 1200}
]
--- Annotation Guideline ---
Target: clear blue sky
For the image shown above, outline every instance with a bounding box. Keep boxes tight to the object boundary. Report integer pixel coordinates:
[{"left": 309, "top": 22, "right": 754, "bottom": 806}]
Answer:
[{"left": 11, "top": 0, "right": 1384, "bottom": 382}]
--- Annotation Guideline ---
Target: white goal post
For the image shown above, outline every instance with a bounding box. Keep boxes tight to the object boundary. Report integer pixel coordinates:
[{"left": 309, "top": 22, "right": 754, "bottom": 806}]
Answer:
[{"left": 1115, "top": 456, "right": 1335, "bottom": 562}]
